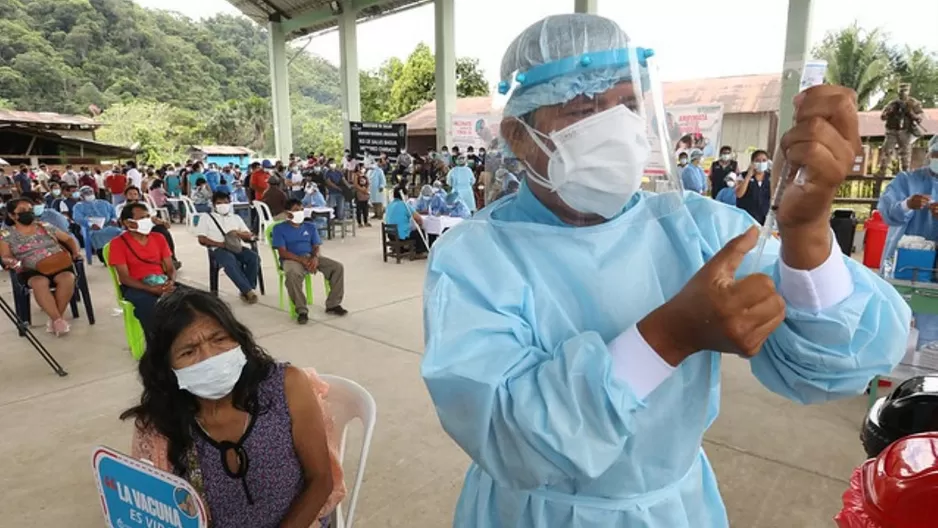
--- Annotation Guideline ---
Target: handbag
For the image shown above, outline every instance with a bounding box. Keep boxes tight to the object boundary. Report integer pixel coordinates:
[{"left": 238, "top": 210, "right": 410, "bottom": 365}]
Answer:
[
  {"left": 35, "top": 250, "right": 73, "bottom": 275},
  {"left": 207, "top": 213, "right": 243, "bottom": 254}
]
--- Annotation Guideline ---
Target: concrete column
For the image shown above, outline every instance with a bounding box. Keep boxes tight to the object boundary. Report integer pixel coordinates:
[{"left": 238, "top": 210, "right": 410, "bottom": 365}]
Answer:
[
  {"left": 574, "top": 0, "right": 598, "bottom": 13},
  {"left": 434, "top": 0, "right": 456, "bottom": 149},
  {"left": 268, "top": 20, "right": 293, "bottom": 161},
  {"left": 776, "top": 0, "right": 814, "bottom": 150},
  {"left": 338, "top": 4, "right": 361, "bottom": 148}
]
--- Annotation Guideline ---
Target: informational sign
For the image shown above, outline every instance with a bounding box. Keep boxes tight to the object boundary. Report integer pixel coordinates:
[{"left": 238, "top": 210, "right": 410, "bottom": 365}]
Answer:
[
  {"left": 646, "top": 104, "right": 725, "bottom": 177},
  {"left": 450, "top": 114, "right": 500, "bottom": 151},
  {"left": 349, "top": 122, "right": 407, "bottom": 161},
  {"left": 92, "top": 446, "right": 208, "bottom": 528}
]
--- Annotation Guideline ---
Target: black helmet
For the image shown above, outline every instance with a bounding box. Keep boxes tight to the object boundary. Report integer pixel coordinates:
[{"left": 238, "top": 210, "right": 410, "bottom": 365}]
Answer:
[{"left": 861, "top": 376, "right": 938, "bottom": 458}]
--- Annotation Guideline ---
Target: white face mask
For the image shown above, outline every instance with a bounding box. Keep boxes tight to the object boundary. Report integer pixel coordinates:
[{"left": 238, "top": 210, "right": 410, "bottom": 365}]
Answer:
[
  {"left": 133, "top": 218, "right": 154, "bottom": 235},
  {"left": 215, "top": 203, "right": 231, "bottom": 215},
  {"left": 725, "top": 180, "right": 736, "bottom": 188},
  {"left": 520, "top": 105, "right": 650, "bottom": 219},
  {"left": 290, "top": 211, "right": 306, "bottom": 224},
  {"left": 754, "top": 161, "right": 769, "bottom": 173},
  {"left": 720, "top": 154, "right": 731, "bottom": 162},
  {"left": 83, "top": 194, "right": 95, "bottom": 202},
  {"left": 173, "top": 346, "right": 247, "bottom": 400}
]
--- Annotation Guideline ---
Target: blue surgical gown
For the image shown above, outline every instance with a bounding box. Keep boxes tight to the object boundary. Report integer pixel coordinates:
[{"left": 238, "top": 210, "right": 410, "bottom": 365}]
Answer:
[
  {"left": 877, "top": 166, "right": 938, "bottom": 348},
  {"left": 681, "top": 164, "right": 707, "bottom": 194},
  {"left": 446, "top": 167, "right": 477, "bottom": 213},
  {"left": 422, "top": 182, "right": 910, "bottom": 528},
  {"left": 415, "top": 196, "right": 433, "bottom": 214},
  {"left": 73, "top": 199, "right": 122, "bottom": 250},
  {"left": 368, "top": 168, "right": 387, "bottom": 205},
  {"left": 446, "top": 200, "right": 471, "bottom": 219},
  {"left": 430, "top": 192, "right": 447, "bottom": 215},
  {"left": 302, "top": 191, "right": 328, "bottom": 229}
]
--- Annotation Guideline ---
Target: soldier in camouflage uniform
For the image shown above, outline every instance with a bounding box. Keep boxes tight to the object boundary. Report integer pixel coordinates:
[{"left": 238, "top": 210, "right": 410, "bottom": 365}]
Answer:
[{"left": 879, "top": 83, "right": 925, "bottom": 175}]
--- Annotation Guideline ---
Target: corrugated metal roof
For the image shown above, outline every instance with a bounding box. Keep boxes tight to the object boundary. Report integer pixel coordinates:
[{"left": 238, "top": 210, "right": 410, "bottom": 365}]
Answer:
[
  {"left": 0, "top": 109, "right": 99, "bottom": 128},
  {"left": 857, "top": 109, "right": 938, "bottom": 139},
  {"left": 190, "top": 145, "right": 255, "bottom": 156},
  {"left": 0, "top": 124, "right": 135, "bottom": 156},
  {"left": 226, "top": 0, "right": 430, "bottom": 39}
]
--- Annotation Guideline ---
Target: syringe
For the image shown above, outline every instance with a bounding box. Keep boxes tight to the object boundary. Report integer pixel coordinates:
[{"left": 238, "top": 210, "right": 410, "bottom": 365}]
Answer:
[{"left": 747, "top": 163, "right": 805, "bottom": 275}]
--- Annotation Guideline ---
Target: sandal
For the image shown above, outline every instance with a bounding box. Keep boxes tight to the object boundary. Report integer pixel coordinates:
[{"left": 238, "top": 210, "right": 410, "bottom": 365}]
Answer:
[{"left": 52, "top": 318, "right": 70, "bottom": 336}]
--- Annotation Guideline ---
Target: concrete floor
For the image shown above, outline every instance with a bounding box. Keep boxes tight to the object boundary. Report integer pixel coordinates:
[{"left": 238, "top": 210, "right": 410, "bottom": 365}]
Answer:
[{"left": 0, "top": 224, "right": 872, "bottom": 527}]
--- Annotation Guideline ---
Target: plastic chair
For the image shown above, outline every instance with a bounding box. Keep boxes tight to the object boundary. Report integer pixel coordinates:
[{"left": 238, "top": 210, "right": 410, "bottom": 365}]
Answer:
[
  {"left": 319, "top": 375, "right": 376, "bottom": 528},
  {"left": 102, "top": 243, "right": 146, "bottom": 360},
  {"left": 179, "top": 197, "right": 198, "bottom": 231},
  {"left": 80, "top": 223, "right": 94, "bottom": 261},
  {"left": 9, "top": 260, "right": 96, "bottom": 330},
  {"left": 254, "top": 201, "right": 274, "bottom": 243},
  {"left": 265, "top": 221, "right": 313, "bottom": 319},
  {"left": 144, "top": 194, "right": 170, "bottom": 223}
]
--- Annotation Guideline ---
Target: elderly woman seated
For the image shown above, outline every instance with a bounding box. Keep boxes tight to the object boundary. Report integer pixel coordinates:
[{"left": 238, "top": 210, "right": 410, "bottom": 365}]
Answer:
[
  {"left": 385, "top": 186, "right": 428, "bottom": 256},
  {"left": 124, "top": 288, "right": 345, "bottom": 528},
  {"left": 444, "top": 191, "right": 472, "bottom": 219},
  {"left": 0, "top": 197, "right": 83, "bottom": 335},
  {"left": 72, "top": 185, "right": 122, "bottom": 260}
]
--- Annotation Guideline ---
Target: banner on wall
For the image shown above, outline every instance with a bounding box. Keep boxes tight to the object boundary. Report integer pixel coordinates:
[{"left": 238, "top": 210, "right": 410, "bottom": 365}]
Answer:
[
  {"left": 92, "top": 446, "right": 208, "bottom": 528},
  {"left": 349, "top": 121, "right": 407, "bottom": 161},
  {"left": 646, "top": 104, "right": 725, "bottom": 177},
  {"left": 450, "top": 114, "right": 501, "bottom": 151}
]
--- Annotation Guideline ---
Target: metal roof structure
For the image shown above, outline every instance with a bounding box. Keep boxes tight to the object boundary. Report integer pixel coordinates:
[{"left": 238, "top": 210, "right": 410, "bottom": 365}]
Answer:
[
  {"left": 189, "top": 145, "right": 255, "bottom": 156},
  {"left": 0, "top": 109, "right": 99, "bottom": 129},
  {"left": 225, "top": 0, "right": 431, "bottom": 39},
  {"left": 0, "top": 124, "right": 136, "bottom": 158}
]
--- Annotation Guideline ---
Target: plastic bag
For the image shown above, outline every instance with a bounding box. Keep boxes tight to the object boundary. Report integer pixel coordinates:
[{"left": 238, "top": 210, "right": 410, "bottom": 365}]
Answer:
[{"left": 834, "top": 467, "right": 880, "bottom": 528}]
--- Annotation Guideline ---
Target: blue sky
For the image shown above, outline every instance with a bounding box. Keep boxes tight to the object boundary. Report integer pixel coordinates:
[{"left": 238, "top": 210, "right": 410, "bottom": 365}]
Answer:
[{"left": 138, "top": 0, "right": 938, "bottom": 86}]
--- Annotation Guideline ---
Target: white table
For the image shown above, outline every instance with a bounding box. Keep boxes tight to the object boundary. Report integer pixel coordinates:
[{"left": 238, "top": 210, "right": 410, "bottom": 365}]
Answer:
[
  {"left": 305, "top": 206, "right": 335, "bottom": 219},
  {"left": 421, "top": 215, "right": 463, "bottom": 236}
]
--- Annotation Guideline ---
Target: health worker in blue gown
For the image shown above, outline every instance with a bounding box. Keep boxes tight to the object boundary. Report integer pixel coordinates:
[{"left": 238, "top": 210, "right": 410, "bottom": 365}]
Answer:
[
  {"left": 420, "top": 13, "right": 911, "bottom": 528},
  {"left": 446, "top": 155, "right": 477, "bottom": 213},
  {"left": 876, "top": 135, "right": 938, "bottom": 348}
]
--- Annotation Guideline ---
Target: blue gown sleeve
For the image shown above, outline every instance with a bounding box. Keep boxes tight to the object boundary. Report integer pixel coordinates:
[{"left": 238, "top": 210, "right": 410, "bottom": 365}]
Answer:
[
  {"left": 689, "top": 197, "right": 912, "bottom": 405},
  {"left": 421, "top": 240, "right": 646, "bottom": 489},
  {"left": 877, "top": 173, "right": 915, "bottom": 226},
  {"left": 73, "top": 204, "right": 88, "bottom": 227},
  {"left": 681, "top": 166, "right": 699, "bottom": 193}
]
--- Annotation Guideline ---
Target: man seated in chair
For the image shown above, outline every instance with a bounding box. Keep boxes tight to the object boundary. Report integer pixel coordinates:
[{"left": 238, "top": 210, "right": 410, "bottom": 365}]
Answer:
[
  {"left": 196, "top": 191, "right": 261, "bottom": 305},
  {"left": 272, "top": 199, "right": 348, "bottom": 325},
  {"left": 385, "top": 186, "right": 428, "bottom": 257},
  {"left": 119, "top": 186, "right": 182, "bottom": 270},
  {"left": 263, "top": 176, "right": 289, "bottom": 220}
]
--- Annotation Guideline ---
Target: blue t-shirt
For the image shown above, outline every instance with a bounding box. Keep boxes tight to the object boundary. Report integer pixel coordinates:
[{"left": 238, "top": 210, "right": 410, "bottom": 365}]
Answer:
[
  {"left": 165, "top": 175, "right": 181, "bottom": 196},
  {"left": 187, "top": 172, "right": 204, "bottom": 192},
  {"left": 272, "top": 220, "right": 322, "bottom": 258},
  {"left": 385, "top": 200, "right": 412, "bottom": 239},
  {"left": 14, "top": 172, "right": 31, "bottom": 193}
]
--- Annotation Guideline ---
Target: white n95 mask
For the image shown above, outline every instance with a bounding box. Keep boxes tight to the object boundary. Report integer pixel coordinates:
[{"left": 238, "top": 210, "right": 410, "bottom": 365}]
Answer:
[
  {"left": 520, "top": 105, "right": 651, "bottom": 219},
  {"left": 173, "top": 346, "right": 247, "bottom": 400},
  {"left": 290, "top": 211, "right": 306, "bottom": 224},
  {"left": 215, "top": 203, "right": 231, "bottom": 215},
  {"left": 133, "top": 218, "right": 155, "bottom": 235}
]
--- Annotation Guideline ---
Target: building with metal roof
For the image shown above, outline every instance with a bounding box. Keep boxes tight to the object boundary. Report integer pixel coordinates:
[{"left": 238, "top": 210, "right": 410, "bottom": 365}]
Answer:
[
  {"left": 0, "top": 124, "right": 135, "bottom": 168},
  {"left": 0, "top": 110, "right": 102, "bottom": 141}
]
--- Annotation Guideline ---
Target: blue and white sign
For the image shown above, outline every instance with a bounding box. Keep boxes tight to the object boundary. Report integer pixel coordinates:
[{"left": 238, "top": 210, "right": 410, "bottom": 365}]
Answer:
[{"left": 92, "top": 445, "right": 208, "bottom": 528}]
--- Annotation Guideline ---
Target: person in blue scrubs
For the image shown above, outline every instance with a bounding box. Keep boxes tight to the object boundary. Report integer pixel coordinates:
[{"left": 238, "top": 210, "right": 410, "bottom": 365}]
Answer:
[
  {"left": 715, "top": 173, "right": 738, "bottom": 206},
  {"left": 414, "top": 185, "right": 435, "bottom": 214},
  {"left": 681, "top": 148, "right": 707, "bottom": 194},
  {"left": 421, "top": 14, "right": 910, "bottom": 528},
  {"left": 877, "top": 135, "right": 938, "bottom": 348},
  {"left": 446, "top": 155, "right": 477, "bottom": 213},
  {"left": 444, "top": 192, "right": 471, "bottom": 219},
  {"left": 368, "top": 159, "right": 387, "bottom": 220}
]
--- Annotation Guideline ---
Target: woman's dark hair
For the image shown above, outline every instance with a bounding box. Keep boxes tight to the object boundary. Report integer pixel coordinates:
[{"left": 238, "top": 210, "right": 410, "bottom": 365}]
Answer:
[
  {"left": 124, "top": 186, "right": 140, "bottom": 197},
  {"left": 212, "top": 191, "right": 231, "bottom": 204},
  {"left": 120, "top": 288, "right": 275, "bottom": 475},
  {"left": 750, "top": 149, "right": 770, "bottom": 162},
  {"left": 393, "top": 186, "right": 407, "bottom": 201},
  {"left": 150, "top": 179, "right": 163, "bottom": 189},
  {"left": 195, "top": 178, "right": 207, "bottom": 186},
  {"left": 4, "top": 198, "right": 32, "bottom": 225},
  {"left": 120, "top": 202, "right": 149, "bottom": 222}
]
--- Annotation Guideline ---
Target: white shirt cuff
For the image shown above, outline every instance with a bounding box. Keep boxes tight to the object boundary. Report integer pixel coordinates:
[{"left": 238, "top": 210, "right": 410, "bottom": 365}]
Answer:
[
  {"left": 608, "top": 325, "right": 676, "bottom": 399},
  {"left": 778, "top": 231, "right": 854, "bottom": 313},
  {"left": 900, "top": 199, "right": 911, "bottom": 212}
]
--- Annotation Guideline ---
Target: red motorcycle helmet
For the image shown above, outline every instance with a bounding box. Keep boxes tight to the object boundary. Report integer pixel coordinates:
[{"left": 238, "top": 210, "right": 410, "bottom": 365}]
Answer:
[{"left": 835, "top": 432, "right": 938, "bottom": 528}]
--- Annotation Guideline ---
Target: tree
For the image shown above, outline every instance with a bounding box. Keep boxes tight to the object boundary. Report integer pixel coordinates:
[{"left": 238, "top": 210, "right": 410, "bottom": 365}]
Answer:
[
  {"left": 886, "top": 47, "right": 938, "bottom": 108},
  {"left": 456, "top": 58, "right": 490, "bottom": 98},
  {"left": 813, "top": 23, "right": 892, "bottom": 110},
  {"left": 96, "top": 101, "right": 203, "bottom": 165}
]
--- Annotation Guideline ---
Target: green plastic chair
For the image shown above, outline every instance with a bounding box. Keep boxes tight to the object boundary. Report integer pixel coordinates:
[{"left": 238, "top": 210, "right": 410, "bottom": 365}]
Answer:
[
  {"left": 266, "top": 221, "right": 332, "bottom": 319},
  {"left": 103, "top": 242, "right": 146, "bottom": 360}
]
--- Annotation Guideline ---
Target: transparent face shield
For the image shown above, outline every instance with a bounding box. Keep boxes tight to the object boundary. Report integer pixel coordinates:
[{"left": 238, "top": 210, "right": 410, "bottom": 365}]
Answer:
[{"left": 495, "top": 45, "right": 684, "bottom": 225}]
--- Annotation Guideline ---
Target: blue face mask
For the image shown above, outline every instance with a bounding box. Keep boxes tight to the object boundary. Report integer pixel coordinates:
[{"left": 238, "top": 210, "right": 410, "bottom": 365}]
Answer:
[
  {"left": 71, "top": 192, "right": 80, "bottom": 199},
  {"left": 32, "top": 205, "right": 45, "bottom": 216}
]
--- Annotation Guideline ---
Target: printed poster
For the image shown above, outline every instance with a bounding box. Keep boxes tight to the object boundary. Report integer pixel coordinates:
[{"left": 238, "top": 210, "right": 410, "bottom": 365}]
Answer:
[
  {"left": 450, "top": 114, "right": 500, "bottom": 151},
  {"left": 646, "top": 103, "right": 725, "bottom": 177},
  {"left": 92, "top": 446, "right": 208, "bottom": 528}
]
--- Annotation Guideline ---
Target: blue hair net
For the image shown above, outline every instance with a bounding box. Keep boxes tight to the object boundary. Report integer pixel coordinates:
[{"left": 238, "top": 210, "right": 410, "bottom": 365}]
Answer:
[
  {"left": 500, "top": 14, "right": 640, "bottom": 118},
  {"left": 689, "top": 149, "right": 704, "bottom": 161}
]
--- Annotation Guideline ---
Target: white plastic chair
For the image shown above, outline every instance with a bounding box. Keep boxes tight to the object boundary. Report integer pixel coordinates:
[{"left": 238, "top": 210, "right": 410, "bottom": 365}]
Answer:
[
  {"left": 144, "top": 193, "right": 171, "bottom": 223},
  {"left": 253, "top": 201, "right": 274, "bottom": 243},
  {"left": 320, "top": 375, "right": 376, "bottom": 528},
  {"left": 179, "top": 196, "right": 198, "bottom": 230}
]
